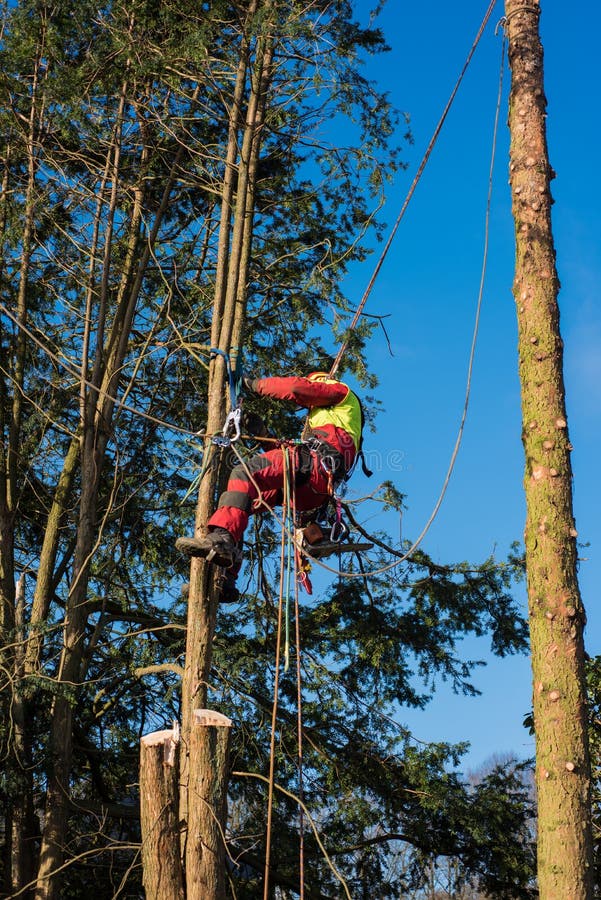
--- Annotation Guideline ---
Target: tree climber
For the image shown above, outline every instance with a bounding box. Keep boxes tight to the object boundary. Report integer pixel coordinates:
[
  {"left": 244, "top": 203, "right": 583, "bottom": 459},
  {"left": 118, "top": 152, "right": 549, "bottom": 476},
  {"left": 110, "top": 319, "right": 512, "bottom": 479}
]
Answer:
[{"left": 176, "top": 372, "right": 367, "bottom": 597}]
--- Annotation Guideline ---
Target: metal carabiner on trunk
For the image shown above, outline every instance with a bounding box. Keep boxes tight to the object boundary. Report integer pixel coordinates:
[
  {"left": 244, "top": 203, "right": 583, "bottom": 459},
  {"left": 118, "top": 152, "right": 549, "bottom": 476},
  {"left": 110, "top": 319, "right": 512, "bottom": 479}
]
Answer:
[{"left": 212, "top": 407, "right": 242, "bottom": 447}]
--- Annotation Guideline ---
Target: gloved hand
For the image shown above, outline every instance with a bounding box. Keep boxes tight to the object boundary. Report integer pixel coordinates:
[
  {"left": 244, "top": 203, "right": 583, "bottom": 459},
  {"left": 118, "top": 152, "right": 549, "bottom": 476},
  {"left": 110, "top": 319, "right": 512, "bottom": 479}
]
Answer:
[{"left": 241, "top": 376, "right": 259, "bottom": 394}]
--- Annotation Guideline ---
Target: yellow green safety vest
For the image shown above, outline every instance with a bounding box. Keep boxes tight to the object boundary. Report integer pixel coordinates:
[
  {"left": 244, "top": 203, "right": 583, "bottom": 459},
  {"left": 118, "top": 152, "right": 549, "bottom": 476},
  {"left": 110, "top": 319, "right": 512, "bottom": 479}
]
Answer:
[{"left": 307, "top": 380, "right": 362, "bottom": 450}]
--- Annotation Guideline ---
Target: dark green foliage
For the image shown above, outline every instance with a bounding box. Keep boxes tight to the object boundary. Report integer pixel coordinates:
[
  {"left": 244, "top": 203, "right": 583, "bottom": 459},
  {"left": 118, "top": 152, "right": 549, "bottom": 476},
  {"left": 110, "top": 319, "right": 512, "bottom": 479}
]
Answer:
[
  {"left": 210, "top": 534, "right": 534, "bottom": 897},
  {"left": 586, "top": 655, "right": 601, "bottom": 890}
]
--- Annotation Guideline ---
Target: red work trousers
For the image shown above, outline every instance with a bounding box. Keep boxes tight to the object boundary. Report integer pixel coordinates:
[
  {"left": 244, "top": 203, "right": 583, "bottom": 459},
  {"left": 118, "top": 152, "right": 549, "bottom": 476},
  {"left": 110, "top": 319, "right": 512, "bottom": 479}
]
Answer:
[{"left": 207, "top": 446, "right": 331, "bottom": 542}]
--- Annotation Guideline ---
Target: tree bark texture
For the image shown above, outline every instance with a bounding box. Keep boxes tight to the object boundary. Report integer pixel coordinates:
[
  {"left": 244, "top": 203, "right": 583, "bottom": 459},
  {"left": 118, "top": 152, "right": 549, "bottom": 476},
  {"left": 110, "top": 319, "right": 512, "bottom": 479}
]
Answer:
[
  {"left": 140, "top": 726, "right": 184, "bottom": 900},
  {"left": 10, "top": 574, "right": 36, "bottom": 895},
  {"left": 185, "top": 710, "right": 232, "bottom": 900},
  {"left": 505, "top": 2, "right": 594, "bottom": 896},
  {"left": 1, "top": 23, "right": 47, "bottom": 893},
  {"left": 179, "top": 7, "right": 274, "bottom": 874}
]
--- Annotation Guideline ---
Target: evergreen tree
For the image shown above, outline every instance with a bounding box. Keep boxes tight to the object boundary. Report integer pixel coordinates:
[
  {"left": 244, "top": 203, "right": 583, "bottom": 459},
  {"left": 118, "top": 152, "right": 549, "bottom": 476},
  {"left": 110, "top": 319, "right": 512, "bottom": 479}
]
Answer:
[{"left": 0, "top": 1, "right": 536, "bottom": 896}]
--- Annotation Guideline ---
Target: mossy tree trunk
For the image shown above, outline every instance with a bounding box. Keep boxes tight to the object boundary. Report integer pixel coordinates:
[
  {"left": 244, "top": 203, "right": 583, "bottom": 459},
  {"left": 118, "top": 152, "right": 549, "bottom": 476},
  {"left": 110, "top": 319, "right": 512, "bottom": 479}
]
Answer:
[{"left": 505, "top": 2, "right": 594, "bottom": 896}]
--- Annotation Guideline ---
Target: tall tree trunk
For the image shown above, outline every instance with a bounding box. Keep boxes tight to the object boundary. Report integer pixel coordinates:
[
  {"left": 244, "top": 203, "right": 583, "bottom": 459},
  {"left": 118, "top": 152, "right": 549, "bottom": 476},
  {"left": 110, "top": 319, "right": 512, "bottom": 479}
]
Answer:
[
  {"left": 505, "top": 2, "right": 594, "bottom": 896},
  {"left": 34, "top": 440, "right": 109, "bottom": 900},
  {"left": 210, "top": 0, "right": 260, "bottom": 351},
  {"left": 179, "top": 10, "right": 274, "bottom": 892},
  {"left": 230, "top": 36, "right": 273, "bottom": 361},
  {"left": 33, "top": 77, "right": 134, "bottom": 900},
  {"left": 11, "top": 574, "right": 36, "bottom": 897},
  {"left": 0, "top": 11, "right": 46, "bottom": 628},
  {"left": 0, "top": 20, "right": 47, "bottom": 894}
]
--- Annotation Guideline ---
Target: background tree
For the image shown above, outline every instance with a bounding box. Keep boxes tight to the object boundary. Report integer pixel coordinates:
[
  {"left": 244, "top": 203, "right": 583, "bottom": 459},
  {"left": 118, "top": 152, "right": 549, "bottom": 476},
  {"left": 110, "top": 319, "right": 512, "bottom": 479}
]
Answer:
[
  {"left": 505, "top": 0, "right": 594, "bottom": 896},
  {"left": 585, "top": 655, "right": 601, "bottom": 886}
]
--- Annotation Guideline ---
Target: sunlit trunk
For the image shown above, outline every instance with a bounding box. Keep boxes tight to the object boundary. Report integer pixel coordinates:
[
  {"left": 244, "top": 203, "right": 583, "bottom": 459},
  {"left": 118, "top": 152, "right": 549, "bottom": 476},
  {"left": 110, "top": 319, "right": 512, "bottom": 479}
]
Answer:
[{"left": 505, "top": 2, "right": 594, "bottom": 895}]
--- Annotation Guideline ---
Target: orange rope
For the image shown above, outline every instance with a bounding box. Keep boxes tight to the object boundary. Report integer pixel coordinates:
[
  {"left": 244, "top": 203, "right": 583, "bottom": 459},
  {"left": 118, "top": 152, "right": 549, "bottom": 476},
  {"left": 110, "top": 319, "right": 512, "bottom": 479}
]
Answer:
[
  {"left": 291, "top": 463, "right": 306, "bottom": 898},
  {"left": 263, "top": 447, "right": 290, "bottom": 898}
]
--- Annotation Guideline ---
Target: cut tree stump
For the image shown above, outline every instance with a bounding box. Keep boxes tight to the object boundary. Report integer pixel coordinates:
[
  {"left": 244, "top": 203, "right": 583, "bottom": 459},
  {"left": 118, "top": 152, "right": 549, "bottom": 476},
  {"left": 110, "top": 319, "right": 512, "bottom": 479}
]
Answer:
[
  {"left": 185, "top": 709, "right": 233, "bottom": 900},
  {"left": 140, "top": 723, "right": 184, "bottom": 900}
]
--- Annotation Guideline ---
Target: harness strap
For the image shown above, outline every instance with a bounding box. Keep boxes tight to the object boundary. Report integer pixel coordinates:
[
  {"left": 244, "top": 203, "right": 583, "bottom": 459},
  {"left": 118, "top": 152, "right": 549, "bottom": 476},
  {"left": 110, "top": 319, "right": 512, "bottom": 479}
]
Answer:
[
  {"left": 303, "top": 437, "right": 346, "bottom": 484},
  {"left": 209, "top": 347, "right": 240, "bottom": 410}
]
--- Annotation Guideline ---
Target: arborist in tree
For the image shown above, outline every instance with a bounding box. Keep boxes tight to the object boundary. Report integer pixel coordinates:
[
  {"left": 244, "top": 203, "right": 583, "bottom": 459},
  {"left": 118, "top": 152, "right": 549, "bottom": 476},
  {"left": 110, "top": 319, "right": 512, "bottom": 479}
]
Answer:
[{"left": 176, "top": 372, "right": 370, "bottom": 598}]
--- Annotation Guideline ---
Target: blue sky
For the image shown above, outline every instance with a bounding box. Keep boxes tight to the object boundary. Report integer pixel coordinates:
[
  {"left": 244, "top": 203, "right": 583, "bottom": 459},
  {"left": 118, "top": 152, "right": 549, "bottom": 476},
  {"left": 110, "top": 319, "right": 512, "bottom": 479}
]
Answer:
[{"left": 337, "top": 0, "right": 601, "bottom": 770}]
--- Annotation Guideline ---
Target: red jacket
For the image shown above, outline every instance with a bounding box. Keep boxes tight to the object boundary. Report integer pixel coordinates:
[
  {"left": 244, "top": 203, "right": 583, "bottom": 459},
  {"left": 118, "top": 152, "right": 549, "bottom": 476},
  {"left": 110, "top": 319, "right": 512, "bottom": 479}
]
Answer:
[{"left": 251, "top": 376, "right": 358, "bottom": 470}]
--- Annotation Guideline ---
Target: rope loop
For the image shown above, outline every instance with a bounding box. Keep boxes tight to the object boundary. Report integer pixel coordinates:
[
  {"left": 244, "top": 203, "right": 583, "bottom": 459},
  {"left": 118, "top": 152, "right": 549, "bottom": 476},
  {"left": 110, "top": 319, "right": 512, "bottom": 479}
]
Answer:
[{"left": 504, "top": 4, "right": 541, "bottom": 22}]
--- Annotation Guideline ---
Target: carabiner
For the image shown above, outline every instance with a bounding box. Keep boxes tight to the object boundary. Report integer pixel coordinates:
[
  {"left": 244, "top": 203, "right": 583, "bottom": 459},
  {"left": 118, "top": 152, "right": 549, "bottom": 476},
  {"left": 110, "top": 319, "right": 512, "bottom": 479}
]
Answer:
[
  {"left": 330, "top": 517, "right": 349, "bottom": 543},
  {"left": 212, "top": 407, "right": 242, "bottom": 447}
]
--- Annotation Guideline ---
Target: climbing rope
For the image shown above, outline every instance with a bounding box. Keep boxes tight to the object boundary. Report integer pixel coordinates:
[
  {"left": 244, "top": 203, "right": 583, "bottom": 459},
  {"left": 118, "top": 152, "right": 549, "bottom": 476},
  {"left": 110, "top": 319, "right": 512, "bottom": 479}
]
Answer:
[
  {"left": 329, "top": 0, "right": 499, "bottom": 378},
  {"left": 293, "top": 530, "right": 306, "bottom": 900},
  {"left": 263, "top": 445, "right": 293, "bottom": 900},
  {"left": 287, "top": 447, "right": 306, "bottom": 896},
  {"left": 262, "top": 444, "right": 308, "bottom": 899},
  {"left": 284, "top": 447, "right": 305, "bottom": 900},
  {"left": 283, "top": 447, "right": 295, "bottom": 672}
]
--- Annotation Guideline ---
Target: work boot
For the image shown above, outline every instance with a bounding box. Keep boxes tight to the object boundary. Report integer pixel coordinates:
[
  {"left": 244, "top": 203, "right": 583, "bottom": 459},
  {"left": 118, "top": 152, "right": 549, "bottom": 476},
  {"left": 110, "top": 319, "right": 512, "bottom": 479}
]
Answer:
[
  {"left": 175, "top": 527, "right": 236, "bottom": 568},
  {"left": 217, "top": 570, "right": 240, "bottom": 603}
]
